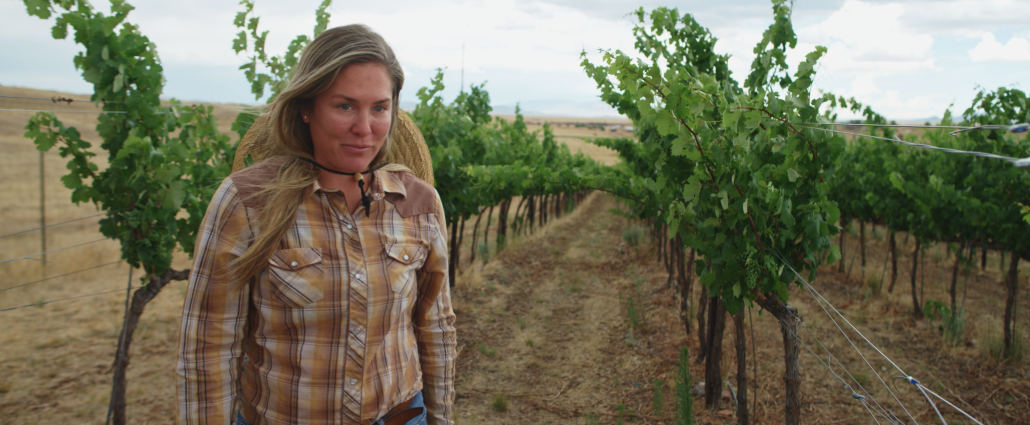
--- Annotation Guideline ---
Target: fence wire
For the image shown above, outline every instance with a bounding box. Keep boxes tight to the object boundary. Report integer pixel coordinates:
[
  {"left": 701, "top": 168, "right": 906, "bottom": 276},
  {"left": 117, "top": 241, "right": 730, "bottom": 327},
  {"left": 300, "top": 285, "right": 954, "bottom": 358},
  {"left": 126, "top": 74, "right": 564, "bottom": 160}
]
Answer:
[
  {"left": 799, "top": 125, "right": 1030, "bottom": 168},
  {"left": 0, "top": 209, "right": 125, "bottom": 240},
  {"left": 0, "top": 287, "right": 136, "bottom": 312},
  {"left": 774, "top": 252, "right": 986, "bottom": 424},
  {"left": 0, "top": 261, "right": 122, "bottom": 292},
  {"left": 0, "top": 238, "right": 112, "bottom": 264}
]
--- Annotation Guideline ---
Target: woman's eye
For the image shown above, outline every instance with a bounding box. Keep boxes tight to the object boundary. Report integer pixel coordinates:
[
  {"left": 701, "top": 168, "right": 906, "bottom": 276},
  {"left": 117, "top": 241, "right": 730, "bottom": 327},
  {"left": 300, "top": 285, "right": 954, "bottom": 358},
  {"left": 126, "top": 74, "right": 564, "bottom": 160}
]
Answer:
[
  {"left": 374, "top": 105, "right": 386, "bottom": 113},
  {"left": 339, "top": 104, "right": 351, "bottom": 111}
]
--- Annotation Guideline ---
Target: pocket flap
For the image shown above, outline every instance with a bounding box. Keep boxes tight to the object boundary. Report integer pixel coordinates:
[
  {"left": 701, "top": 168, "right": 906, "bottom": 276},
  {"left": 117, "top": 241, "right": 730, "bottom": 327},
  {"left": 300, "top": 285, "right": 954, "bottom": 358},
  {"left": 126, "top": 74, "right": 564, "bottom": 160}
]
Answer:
[
  {"left": 268, "top": 247, "right": 323, "bottom": 271},
  {"left": 385, "top": 243, "right": 427, "bottom": 265}
]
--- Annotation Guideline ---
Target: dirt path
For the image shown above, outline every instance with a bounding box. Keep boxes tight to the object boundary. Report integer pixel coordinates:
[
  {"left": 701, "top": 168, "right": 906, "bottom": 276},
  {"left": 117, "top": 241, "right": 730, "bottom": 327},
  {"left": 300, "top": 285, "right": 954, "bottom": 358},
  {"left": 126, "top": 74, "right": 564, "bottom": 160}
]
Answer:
[
  {"left": 449, "top": 192, "right": 1030, "bottom": 425},
  {"left": 451, "top": 192, "right": 693, "bottom": 424}
]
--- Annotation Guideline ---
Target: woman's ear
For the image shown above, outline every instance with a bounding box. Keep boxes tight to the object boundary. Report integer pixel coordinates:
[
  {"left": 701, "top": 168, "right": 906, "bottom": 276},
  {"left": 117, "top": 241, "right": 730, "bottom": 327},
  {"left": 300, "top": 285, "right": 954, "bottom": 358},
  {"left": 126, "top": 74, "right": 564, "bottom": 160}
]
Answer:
[{"left": 300, "top": 103, "right": 312, "bottom": 124}]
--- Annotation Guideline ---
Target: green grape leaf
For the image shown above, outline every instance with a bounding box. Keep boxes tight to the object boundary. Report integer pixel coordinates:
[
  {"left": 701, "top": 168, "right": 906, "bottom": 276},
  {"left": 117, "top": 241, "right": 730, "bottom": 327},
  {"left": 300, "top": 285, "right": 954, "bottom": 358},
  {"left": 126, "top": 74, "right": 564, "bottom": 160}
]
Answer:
[
  {"left": 683, "top": 175, "right": 701, "bottom": 202},
  {"left": 787, "top": 168, "right": 799, "bottom": 182}
]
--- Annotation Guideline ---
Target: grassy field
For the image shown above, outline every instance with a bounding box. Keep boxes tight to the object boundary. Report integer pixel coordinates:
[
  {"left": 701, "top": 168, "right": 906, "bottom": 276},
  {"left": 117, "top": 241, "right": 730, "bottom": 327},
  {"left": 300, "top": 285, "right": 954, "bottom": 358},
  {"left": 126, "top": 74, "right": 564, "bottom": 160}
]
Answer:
[{"left": 1, "top": 85, "right": 1028, "bottom": 424}]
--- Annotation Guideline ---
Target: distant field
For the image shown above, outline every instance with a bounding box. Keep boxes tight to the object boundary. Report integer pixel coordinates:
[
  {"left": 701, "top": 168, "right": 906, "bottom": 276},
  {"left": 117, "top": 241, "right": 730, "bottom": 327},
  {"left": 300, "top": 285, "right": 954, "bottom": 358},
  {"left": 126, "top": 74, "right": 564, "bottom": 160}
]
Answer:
[
  {"left": 4, "top": 84, "right": 1026, "bottom": 425},
  {"left": 0, "top": 85, "right": 626, "bottom": 424}
]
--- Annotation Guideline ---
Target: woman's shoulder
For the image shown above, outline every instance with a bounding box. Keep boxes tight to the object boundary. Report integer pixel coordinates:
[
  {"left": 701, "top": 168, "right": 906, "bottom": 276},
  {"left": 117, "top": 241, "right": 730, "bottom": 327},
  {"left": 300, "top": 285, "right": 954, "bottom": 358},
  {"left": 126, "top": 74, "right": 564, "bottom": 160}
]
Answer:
[
  {"left": 383, "top": 170, "right": 441, "bottom": 218},
  {"left": 228, "top": 157, "right": 289, "bottom": 208}
]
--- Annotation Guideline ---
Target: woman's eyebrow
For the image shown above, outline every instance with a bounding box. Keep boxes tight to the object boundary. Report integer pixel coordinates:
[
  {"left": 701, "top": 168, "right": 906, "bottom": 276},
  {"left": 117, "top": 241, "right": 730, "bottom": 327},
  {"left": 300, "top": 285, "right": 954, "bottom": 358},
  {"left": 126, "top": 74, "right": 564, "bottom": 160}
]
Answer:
[{"left": 329, "top": 94, "right": 391, "bottom": 104}]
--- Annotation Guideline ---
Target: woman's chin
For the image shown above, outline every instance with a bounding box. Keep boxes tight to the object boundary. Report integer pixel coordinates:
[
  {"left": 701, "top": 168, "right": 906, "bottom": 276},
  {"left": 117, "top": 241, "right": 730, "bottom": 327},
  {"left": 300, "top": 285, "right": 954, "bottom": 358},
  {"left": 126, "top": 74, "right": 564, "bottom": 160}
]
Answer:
[{"left": 330, "top": 158, "right": 374, "bottom": 174}]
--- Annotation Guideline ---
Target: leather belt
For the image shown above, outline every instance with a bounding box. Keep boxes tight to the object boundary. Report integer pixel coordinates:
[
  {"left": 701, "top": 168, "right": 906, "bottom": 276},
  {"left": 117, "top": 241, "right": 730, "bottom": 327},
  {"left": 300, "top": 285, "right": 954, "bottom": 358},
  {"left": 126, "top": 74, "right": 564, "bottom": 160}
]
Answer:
[{"left": 380, "top": 395, "right": 420, "bottom": 425}]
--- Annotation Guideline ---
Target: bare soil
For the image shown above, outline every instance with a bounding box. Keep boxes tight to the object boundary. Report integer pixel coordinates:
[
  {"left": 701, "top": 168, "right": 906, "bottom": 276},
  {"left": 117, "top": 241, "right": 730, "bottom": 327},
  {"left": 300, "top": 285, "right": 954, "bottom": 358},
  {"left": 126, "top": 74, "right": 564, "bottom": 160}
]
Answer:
[{"left": 1, "top": 85, "right": 1027, "bottom": 424}]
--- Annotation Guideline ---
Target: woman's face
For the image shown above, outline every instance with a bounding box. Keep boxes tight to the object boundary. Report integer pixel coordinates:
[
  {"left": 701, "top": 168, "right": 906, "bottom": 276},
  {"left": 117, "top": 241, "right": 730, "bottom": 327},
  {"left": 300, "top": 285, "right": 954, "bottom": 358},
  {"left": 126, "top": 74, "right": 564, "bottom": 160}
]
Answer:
[{"left": 304, "top": 62, "right": 393, "bottom": 174}]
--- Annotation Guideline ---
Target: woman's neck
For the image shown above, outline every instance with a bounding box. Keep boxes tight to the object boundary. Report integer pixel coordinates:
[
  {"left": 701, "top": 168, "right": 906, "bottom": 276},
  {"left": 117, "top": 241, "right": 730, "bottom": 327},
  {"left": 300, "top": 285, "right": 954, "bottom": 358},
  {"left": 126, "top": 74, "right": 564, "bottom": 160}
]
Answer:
[{"left": 318, "top": 171, "right": 373, "bottom": 214}]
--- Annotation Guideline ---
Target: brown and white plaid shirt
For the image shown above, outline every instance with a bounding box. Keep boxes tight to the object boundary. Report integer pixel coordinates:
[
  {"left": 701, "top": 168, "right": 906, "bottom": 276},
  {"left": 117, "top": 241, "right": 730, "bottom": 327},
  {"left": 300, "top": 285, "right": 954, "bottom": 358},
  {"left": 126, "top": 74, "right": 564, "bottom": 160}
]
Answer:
[{"left": 176, "top": 158, "right": 455, "bottom": 425}]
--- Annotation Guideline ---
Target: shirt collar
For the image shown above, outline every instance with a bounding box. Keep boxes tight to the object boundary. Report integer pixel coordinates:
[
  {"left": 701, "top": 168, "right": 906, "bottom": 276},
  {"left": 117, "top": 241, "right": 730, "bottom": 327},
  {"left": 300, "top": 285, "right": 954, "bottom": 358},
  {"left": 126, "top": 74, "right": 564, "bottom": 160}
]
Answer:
[
  {"left": 378, "top": 169, "right": 407, "bottom": 199},
  {"left": 309, "top": 169, "right": 405, "bottom": 201}
]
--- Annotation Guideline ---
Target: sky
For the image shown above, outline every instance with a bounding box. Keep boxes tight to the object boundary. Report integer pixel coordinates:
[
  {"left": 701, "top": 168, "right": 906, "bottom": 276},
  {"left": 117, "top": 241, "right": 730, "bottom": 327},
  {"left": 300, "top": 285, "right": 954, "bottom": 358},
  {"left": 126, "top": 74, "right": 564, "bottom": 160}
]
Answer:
[{"left": 1, "top": 0, "right": 1027, "bottom": 120}]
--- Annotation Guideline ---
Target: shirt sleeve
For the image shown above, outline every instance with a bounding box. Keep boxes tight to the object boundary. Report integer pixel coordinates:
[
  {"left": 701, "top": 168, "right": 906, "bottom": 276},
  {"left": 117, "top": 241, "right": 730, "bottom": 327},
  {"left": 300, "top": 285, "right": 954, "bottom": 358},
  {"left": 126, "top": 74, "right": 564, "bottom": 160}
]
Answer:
[
  {"left": 413, "top": 190, "right": 457, "bottom": 425},
  {"left": 176, "top": 177, "right": 254, "bottom": 425}
]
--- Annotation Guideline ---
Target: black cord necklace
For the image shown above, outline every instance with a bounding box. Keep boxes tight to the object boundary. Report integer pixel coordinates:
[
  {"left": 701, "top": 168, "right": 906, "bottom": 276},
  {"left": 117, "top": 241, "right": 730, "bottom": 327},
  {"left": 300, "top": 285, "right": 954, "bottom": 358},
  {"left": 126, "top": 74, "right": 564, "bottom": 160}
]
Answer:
[{"left": 296, "top": 156, "right": 389, "bottom": 217}]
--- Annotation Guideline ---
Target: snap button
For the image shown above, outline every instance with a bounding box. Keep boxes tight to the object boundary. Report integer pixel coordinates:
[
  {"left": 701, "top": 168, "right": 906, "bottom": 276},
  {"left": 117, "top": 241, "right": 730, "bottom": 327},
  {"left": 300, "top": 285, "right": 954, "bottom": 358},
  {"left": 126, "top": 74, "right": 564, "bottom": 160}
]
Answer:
[
  {"left": 346, "top": 224, "right": 353, "bottom": 230},
  {"left": 350, "top": 379, "right": 357, "bottom": 385},
  {"left": 355, "top": 273, "right": 362, "bottom": 280},
  {"left": 290, "top": 261, "right": 298, "bottom": 267},
  {"left": 403, "top": 255, "right": 410, "bottom": 261}
]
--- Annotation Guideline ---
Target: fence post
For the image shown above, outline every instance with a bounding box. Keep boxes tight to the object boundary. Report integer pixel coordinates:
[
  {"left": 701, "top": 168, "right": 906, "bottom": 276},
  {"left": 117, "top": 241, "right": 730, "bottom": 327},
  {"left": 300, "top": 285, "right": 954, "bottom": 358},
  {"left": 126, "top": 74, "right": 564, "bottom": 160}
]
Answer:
[{"left": 40, "top": 150, "right": 46, "bottom": 276}]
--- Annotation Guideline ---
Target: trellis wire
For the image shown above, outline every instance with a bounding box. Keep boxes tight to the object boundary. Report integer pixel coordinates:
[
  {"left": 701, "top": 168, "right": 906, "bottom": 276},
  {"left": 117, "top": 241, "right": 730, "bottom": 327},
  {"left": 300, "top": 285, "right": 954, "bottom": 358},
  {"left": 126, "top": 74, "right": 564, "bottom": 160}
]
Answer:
[
  {"left": 775, "top": 252, "right": 985, "bottom": 424},
  {"left": 773, "top": 252, "right": 919, "bottom": 423},
  {"left": 913, "top": 381, "right": 985, "bottom": 425},
  {"left": 794, "top": 122, "right": 1029, "bottom": 134},
  {"left": 0, "top": 238, "right": 111, "bottom": 264},
  {"left": 0, "top": 108, "right": 128, "bottom": 114},
  {"left": 798, "top": 125, "right": 1030, "bottom": 168},
  {"left": 0, "top": 108, "right": 239, "bottom": 116},
  {"left": 796, "top": 321, "right": 902, "bottom": 424},
  {"left": 786, "top": 317, "right": 902, "bottom": 424},
  {"left": 0, "top": 94, "right": 192, "bottom": 107},
  {"left": 0, "top": 209, "right": 125, "bottom": 239},
  {"left": 0, "top": 260, "right": 122, "bottom": 292},
  {"left": 0, "top": 287, "right": 136, "bottom": 312},
  {"left": 0, "top": 94, "right": 128, "bottom": 104}
]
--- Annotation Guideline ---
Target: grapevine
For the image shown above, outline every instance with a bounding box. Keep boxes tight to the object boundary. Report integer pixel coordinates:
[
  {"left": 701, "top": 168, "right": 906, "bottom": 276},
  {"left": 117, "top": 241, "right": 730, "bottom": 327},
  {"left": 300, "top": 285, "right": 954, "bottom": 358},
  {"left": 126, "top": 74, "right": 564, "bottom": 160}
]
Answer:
[{"left": 21, "top": 1, "right": 234, "bottom": 423}]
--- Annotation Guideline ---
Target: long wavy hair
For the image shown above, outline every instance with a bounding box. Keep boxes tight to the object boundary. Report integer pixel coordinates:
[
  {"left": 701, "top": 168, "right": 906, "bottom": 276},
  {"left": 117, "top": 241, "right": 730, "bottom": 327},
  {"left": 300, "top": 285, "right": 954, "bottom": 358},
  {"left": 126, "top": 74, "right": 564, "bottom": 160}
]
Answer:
[{"left": 231, "top": 24, "right": 409, "bottom": 288}]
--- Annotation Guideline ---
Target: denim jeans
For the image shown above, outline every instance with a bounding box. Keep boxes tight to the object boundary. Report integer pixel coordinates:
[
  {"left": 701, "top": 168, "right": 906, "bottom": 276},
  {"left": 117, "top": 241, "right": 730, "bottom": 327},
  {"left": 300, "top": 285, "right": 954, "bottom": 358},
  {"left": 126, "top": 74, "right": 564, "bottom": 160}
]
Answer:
[
  {"left": 372, "top": 391, "right": 427, "bottom": 425},
  {"left": 236, "top": 392, "right": 426, "bottom": 425}
]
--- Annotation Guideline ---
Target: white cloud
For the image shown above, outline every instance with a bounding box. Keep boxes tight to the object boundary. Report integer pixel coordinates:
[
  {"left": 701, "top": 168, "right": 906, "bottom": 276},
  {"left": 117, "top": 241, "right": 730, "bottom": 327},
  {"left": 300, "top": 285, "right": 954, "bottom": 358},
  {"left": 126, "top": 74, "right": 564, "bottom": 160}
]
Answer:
[
  {"left": 796, "top": 0, "right": 935, "bottom": 76},
  {"left": 0, "top": 0, "right": 1023, "bottom": 118},
  {"left": 828, "top": 76, "right": 951, "bottom": 120},
  {"left": 899, "top": 0, "right": 1030, "bottom": 35},
  {"left": 969, "top": 33, "right": 1030, "bottom": 62}
]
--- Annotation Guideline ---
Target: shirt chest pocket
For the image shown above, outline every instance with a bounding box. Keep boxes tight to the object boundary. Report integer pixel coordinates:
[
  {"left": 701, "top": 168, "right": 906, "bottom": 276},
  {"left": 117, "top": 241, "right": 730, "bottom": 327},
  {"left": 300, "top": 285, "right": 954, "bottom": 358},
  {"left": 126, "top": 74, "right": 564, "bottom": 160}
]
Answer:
[
  {"left": 267, "top": 247, "right": 325, "bottom": 308},
  {"left": 384, "top": 243, "right": 428, "bottom": 295}
]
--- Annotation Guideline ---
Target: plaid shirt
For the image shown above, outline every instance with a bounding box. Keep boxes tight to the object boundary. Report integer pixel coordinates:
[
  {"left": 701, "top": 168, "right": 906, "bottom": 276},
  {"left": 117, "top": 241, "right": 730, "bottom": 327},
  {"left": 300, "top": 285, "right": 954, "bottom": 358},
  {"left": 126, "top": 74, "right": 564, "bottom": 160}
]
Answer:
[{"left": 176, "top": 158, "right": 456, "bottom": 425}]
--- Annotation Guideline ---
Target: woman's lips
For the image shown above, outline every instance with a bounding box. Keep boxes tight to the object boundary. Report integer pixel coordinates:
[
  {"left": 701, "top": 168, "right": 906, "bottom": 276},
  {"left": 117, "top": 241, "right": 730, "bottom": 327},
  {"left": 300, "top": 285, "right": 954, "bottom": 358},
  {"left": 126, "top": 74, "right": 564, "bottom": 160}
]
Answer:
[{"left": 341, "top": 145, "right": 373, "bottom": 154}]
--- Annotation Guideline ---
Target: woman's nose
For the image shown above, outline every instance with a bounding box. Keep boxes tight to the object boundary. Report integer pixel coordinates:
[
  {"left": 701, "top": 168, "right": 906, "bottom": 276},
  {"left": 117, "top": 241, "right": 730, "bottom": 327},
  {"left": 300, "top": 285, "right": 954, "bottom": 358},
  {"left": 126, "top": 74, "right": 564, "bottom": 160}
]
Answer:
[{"left": 351, "top": 111, "right": 372, "bottom": 136}]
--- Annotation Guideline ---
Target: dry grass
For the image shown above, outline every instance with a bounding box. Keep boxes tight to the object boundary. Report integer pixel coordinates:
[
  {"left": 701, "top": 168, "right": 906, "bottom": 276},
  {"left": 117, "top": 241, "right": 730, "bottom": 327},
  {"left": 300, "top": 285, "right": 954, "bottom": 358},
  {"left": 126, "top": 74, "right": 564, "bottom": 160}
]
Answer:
[
  {"left": 5, "top": 84, "right": 1027, "bottom": 424},
  {"left": 493, "top": 114, "right": 627, "bottom": 166},
  {"left": 0, "top": 85, "right": 233, "bottom": 424},
  {"left": 0, "top": 85, "right": 629, "bottom": 424}
]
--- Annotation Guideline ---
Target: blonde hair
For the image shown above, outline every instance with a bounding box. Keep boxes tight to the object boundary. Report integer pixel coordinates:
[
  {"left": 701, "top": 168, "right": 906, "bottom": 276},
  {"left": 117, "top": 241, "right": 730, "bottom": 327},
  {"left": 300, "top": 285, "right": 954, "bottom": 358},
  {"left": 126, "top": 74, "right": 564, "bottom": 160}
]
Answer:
[{"left": 231, "top": 24, "right": 410, "bottom": 287}]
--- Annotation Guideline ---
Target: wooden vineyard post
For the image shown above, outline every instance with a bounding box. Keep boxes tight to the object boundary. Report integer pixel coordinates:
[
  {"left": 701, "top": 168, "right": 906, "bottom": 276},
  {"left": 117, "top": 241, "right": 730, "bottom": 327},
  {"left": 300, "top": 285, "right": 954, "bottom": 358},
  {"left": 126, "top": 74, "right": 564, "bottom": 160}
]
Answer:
[
  {"left": 838, "top": 219, "right": 845, "bottom": 273},
  {"left": 696, "top": 286, "right": 709, "bottom": 364},
  {"left": 1004, "top": 250, "right": 1019, "bottom": 356},
  {"left": 888, "top": 231, "right": 898, "bottom": 293},
  {"left": 457, "top": 216, "right": 465, "bottom": 265},
  {"left": 469, "top": 208, "right": 484, "bottom": 265},
  {"left": 704, "top": 297, "right": 727, "bottom": 411},
  {"left": 757, "top": 295, "right": 801, "bottom": 425},
  {"left": 678, "top": 242, "right": 693, "bottom": 334},
  {"left": 449, "top": 220, "right": 458, "bottom": 287},
  {"left": 733, "top": 312, "right": 749, "bottom": 425},
  {"left": 39, "top": 150, "right": 46, "bottom": 276},
  {"left": 859, "top": 221, "right": 866, "bottom": 271},
  {"left": 496, "top": 198, "right": 510, "bottom": 251},
  {"left": 910, "top": 240, "right": 922, "bottom": 317},
  {"left": 949, "top": 240, "right": 964, "bottom": 313}
]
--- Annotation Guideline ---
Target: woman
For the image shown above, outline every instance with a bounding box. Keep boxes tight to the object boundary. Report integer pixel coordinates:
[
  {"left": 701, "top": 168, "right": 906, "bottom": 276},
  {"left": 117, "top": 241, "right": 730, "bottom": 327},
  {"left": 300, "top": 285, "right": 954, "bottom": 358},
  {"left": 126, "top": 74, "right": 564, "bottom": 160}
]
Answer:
[{"left": 176, "top": 25, "right": 456, "bottom": 425}]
